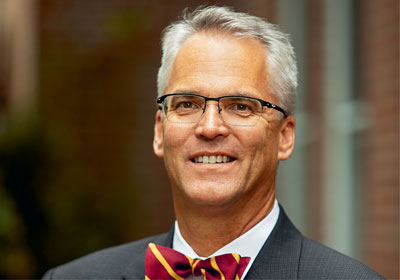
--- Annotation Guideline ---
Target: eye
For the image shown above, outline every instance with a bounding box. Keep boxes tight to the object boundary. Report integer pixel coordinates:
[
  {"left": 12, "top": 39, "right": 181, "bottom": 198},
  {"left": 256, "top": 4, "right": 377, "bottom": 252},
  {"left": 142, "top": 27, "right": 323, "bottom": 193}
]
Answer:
[
  {"left": 221, "top": 97, "right": 261, "bottom": 117},
  {"left": 233, "top": 103, "right": 250, "bottom": 111},
  {"left": 228, "top": 102, "right": 254, "bottom": 114},
  {"left": 178, "top": 101, "right": 196, "bottom": 109},
  {"left": 173, "top": 98, "right": 202, "bottom": 114}
]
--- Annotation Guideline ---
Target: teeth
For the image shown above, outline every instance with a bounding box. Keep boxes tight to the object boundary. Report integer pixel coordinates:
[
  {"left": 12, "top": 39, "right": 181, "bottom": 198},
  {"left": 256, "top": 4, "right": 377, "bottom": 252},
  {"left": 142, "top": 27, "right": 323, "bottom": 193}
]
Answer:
[
  {"left": 194, "top": 155, "right": 232, "bottom": 164},
  {"left": 209, "top": 155, "right": 216, "bottom": 163}
]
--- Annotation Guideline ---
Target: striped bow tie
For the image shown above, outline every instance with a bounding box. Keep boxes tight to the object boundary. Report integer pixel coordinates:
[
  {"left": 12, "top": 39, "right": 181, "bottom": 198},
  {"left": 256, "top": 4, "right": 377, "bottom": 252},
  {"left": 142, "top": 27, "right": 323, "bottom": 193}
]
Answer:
[{"left": 145, "top": 243, "right": 250, "bottom": 280}]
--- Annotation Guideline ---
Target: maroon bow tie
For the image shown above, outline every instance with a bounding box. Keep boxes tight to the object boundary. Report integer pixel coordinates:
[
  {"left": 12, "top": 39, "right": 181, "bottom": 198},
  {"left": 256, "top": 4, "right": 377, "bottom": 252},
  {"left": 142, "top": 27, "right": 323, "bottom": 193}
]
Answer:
[{"left": 145, "top": 243, "right": 250, "bottom": 280}]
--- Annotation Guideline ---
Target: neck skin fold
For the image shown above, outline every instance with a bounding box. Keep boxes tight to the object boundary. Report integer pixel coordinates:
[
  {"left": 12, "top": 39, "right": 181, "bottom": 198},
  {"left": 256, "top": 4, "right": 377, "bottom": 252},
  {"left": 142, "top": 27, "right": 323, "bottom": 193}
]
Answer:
[{"left": 173, "top": 183, "right": 276, "bottom": 257}]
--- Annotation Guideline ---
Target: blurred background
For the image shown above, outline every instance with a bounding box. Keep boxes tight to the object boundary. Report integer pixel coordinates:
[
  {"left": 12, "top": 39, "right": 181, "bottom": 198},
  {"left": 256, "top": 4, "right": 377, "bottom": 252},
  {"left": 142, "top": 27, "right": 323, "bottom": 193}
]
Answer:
[{"left": 0, "top": 0, "right": 398, "bottom": 278}]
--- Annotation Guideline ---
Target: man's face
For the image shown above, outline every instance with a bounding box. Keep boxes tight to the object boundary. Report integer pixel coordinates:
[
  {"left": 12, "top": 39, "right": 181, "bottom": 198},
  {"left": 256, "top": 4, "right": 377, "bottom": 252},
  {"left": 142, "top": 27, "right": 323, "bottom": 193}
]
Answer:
[{"left": 154, "top": 32, "right": 295, "bottom": 210}]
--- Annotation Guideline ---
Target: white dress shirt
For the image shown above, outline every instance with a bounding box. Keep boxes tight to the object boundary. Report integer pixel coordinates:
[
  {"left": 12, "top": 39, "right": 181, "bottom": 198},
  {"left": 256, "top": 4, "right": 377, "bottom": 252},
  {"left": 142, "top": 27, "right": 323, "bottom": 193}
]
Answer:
[{"left": 173, "top": 199, "right": 280, "bottom": 279}]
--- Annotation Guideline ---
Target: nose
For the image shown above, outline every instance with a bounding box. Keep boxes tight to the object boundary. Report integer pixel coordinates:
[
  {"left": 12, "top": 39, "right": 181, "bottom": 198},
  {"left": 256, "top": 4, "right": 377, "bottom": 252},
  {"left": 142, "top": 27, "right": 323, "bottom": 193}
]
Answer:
[{"left": 194, "top": 102, "right": 229, "bottom": 140}]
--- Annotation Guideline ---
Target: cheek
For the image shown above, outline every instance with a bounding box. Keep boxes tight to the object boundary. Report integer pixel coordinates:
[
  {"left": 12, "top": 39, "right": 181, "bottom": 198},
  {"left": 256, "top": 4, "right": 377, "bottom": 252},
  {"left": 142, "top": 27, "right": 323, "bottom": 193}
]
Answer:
[
  {"left": 162, "top": 124, "right": 191, "bottom": 159},
  {"left": 240, "top": 124, "right": 280, "bottom": 164},
  {"left": 240, "top": 123, "right": 276, "bottom": 149}
]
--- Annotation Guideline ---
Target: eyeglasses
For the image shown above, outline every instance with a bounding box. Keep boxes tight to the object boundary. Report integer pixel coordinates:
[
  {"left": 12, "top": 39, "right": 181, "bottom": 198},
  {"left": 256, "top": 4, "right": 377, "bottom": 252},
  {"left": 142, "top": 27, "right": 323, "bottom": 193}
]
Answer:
[{"left": 156, "top": 93, "right": 287, "bottom": 127}]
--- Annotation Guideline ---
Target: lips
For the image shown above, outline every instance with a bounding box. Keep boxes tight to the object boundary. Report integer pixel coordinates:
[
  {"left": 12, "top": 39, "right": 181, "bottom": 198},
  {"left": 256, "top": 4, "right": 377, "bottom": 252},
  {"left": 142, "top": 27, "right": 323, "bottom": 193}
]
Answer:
[{"left": 190, "top": 154, "right": 236, "bottom": 164}]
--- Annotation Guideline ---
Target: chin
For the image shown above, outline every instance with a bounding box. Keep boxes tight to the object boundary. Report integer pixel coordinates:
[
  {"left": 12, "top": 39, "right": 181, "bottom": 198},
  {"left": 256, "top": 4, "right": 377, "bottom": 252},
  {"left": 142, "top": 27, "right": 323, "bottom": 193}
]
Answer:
[
  {"left": 184, "top": 184, "right": 239, "bottom": 207},
  {"left": 191, "top": 196, "right": 234, "bottom": 207}
]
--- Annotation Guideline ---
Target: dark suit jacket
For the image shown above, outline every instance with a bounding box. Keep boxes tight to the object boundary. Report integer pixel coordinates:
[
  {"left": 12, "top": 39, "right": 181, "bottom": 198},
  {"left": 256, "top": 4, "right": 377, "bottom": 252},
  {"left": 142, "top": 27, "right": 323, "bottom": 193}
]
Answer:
[{"left": 43, "top": 208, "right": 384, "bottom": 279}]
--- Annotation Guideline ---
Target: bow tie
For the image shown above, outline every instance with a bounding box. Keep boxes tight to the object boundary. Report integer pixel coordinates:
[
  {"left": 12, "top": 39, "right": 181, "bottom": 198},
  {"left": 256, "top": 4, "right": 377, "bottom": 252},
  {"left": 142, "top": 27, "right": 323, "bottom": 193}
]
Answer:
[{"left": 145, "top": 243, "right": 250, "bottom": 280}]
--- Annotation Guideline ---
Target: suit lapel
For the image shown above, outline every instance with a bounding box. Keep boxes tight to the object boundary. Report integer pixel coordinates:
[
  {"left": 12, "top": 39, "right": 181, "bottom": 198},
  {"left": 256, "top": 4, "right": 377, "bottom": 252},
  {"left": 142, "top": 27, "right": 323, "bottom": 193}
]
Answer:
[
  {"left": 245, "top": 207, "right": 303, "bottom": 279},
  {"left": 122, "top": 227, "right": 174, "bottom": 279}
]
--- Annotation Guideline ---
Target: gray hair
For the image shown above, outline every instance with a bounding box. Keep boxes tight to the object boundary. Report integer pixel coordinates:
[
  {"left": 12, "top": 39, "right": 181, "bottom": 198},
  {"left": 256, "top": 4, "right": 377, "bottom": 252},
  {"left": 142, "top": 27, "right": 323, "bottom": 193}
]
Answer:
[{"left": 157, "top": 6, "right": 298, "bottom": 115}]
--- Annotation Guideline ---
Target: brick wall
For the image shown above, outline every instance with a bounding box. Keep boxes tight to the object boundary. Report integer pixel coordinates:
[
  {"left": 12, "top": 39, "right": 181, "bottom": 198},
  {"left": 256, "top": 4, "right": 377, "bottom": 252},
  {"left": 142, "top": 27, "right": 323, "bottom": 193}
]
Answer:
[
  {"left": 305, "top": 0, "right": 325, "bottom": 243},
  {"left": 358, "top": 0, "right": 399, "bottom": 278}
]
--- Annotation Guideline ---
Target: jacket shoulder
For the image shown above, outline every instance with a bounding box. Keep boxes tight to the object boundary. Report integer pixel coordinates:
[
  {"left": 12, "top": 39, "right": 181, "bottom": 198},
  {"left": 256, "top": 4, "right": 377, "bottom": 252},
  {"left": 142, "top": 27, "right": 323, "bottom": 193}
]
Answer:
[
  {"left": 298, "top": 237, "right": 384, "bottom": 279},
  {"left": 43, "top": 232, "right": 170, "bottom": 279}
]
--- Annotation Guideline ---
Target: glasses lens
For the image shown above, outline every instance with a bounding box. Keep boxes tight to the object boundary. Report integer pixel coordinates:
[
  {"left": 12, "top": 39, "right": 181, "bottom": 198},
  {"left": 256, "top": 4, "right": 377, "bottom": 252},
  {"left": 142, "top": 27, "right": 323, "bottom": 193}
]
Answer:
[
  {"left": 163, "top": 94, "right": 204, "bottom": 123},
  {"left": 220, "top": 96, "right": 262, "bottom": 126}
]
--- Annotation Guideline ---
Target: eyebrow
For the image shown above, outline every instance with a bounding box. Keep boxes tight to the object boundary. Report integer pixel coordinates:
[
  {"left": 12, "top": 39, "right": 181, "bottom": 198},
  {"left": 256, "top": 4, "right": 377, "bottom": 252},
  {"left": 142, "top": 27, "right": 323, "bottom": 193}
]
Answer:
[
  {"left": 172, "top": 90, "right": 199, "bottom": 95},
  {"left": 232, "top": 92, "right": 252, "bottom": 98},
  {"left": 171, "top": 91, "right": 259, "bottom": 99}
]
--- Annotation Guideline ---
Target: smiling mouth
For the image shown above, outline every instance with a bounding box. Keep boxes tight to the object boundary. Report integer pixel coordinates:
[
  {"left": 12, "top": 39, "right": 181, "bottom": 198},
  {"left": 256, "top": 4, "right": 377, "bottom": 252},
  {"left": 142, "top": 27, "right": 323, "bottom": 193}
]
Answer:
[{"left": 190, "top": 155, "right": 236, "bottom": 164}]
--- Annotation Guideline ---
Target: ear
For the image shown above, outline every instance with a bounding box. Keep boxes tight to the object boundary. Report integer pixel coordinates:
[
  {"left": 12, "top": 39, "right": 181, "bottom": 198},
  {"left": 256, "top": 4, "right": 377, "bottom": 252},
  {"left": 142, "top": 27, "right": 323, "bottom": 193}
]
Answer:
[
  {"left": 153, "top": 110, "right": 164, "bottom": 158},
  {"left": 277, "top": 115, "right": 296, "bottom": 161}
]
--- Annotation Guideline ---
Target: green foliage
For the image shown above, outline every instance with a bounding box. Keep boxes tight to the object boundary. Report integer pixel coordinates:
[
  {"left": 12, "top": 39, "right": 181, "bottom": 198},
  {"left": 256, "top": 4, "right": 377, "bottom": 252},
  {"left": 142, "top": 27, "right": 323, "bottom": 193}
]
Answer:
[
  {"left": 0, "top": 114, "right": 49, "bottom": 278},
  {"left": 102, "top": 10, "right": 150, "bottom": 42},
  {"left": 0, "top": 185, "right": 34, "bottom": 278}
]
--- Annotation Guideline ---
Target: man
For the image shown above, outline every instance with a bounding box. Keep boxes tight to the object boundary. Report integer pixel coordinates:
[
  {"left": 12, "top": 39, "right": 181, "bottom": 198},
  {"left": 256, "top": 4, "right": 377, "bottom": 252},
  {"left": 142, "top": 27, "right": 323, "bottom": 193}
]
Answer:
[{"left": 44, "top": 6, "right": 383, "bottom": 279}]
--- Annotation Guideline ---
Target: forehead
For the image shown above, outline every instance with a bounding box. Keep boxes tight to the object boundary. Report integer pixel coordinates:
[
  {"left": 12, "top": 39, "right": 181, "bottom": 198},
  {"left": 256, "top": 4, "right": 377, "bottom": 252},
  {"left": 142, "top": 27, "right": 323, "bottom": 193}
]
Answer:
[{"left": 165, "top": 32, "right": 271, "bottom": 99}]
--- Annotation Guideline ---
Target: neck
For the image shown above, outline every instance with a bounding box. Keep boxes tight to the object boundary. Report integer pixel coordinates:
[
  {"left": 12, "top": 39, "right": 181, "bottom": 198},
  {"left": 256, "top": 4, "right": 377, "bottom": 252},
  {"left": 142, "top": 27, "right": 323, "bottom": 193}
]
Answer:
[{"left": 174, "top": 186, "right": 275, "bottom": 257}]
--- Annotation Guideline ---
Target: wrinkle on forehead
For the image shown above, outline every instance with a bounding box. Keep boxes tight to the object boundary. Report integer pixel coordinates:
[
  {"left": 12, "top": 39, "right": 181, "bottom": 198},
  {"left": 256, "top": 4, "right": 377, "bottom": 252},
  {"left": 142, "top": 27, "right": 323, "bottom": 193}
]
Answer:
[
  {"left": 175, "top": 32, "right": 266, "bottom": 73},
  {"left": 165, "top": 31, "right": 271, "bottom": 100}
]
